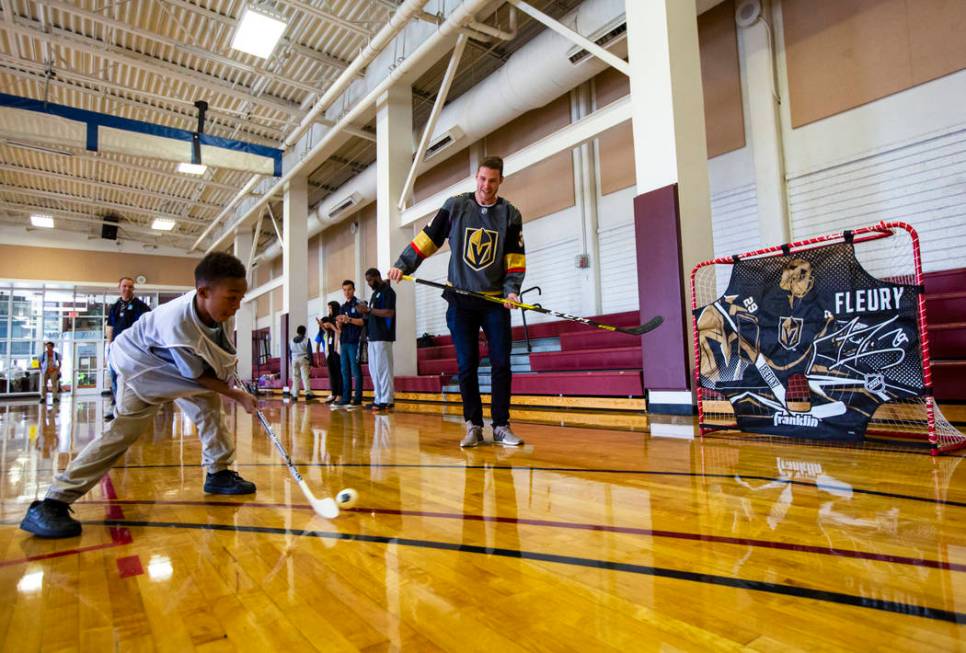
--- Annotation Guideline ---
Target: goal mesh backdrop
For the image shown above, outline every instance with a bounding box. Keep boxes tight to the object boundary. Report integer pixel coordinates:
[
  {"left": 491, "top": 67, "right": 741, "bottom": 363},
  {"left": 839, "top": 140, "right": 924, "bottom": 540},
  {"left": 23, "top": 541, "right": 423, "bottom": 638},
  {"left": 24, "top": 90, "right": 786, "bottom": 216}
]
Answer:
[{"left": 690, "top": 221, "right": 965, "bottom": 455}]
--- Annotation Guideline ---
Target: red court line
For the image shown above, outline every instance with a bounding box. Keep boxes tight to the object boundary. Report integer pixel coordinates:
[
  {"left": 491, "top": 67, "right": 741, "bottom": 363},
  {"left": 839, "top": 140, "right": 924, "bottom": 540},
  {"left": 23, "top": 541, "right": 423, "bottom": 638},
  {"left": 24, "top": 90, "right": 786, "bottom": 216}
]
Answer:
[
  {"left": 80, "top": 498, "right": 966, "bottom": 574},
  {"left": 0, "top": 541, "right": 128, "bottom": 568}
]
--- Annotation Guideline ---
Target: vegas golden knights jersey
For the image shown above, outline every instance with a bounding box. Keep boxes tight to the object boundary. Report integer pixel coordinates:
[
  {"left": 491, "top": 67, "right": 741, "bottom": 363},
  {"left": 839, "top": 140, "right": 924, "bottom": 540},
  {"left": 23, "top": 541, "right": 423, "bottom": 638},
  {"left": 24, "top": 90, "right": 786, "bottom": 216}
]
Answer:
[
  {"left": 695, "top": 243, "right": 923, "bottom": 441},
  {"left": 394, "top": 193, "right": 526, "bottom": 301}
]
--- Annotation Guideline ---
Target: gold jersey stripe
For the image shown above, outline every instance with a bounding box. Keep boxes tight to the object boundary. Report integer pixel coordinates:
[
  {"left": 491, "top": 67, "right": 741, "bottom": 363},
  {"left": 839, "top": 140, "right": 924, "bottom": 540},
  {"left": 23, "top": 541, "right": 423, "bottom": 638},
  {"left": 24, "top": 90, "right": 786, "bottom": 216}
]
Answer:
[
  {"left": 412, "top": 231, "right": 438, "bottom": 258},
  {"left": 504, "top": 253, "right": 526, "bottom": 271}
]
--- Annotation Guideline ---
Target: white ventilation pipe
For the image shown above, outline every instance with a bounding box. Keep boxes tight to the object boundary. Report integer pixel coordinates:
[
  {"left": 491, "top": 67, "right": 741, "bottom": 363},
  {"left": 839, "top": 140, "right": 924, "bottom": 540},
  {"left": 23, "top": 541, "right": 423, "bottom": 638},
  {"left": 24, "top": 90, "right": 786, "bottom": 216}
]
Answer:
[{"left": 255, "top": 0, "right": 626, "bottom": 262}]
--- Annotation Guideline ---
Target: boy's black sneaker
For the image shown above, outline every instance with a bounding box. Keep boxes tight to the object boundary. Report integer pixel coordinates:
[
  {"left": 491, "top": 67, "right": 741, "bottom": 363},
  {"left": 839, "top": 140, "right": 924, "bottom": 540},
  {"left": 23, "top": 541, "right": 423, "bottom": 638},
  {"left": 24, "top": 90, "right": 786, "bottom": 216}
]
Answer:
[
  {"left": 305, "top": 393, "right": 317, "bottom": 401},
  {"left": 20, "top": 499, "right": 82, "bottom": 538},
  {"left": 204, "top": 470, "right": 256, "bottom": 495}
]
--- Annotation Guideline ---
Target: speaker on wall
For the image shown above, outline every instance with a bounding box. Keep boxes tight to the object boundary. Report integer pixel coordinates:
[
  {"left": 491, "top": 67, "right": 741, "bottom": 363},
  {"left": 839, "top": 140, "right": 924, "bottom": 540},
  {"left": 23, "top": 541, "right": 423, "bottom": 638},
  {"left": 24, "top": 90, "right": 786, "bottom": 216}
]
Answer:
[{"left": 101, "top": 214, "right": 120, "bottom": 240}]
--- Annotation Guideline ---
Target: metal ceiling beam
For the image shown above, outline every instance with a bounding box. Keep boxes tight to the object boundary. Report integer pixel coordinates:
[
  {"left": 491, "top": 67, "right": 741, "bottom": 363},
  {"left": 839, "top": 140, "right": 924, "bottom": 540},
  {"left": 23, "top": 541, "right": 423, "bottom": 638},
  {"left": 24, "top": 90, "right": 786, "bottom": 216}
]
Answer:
[
  {"left": 0, "top": 200, "right": 196, "bottom": 244},
  {"left": 273, "top": 0, "right": 370, "bottom": 38},
  {"left": 0, "top": 18, "right": 303, "bottom": 117},
  {"left": 0, "top": 58, "right": 285, "bottom": 143},
  {"left": 41, "top": 0, "right": 325, "bottom": 96},
  {"left": 159, "top": 0, "right": 360, "bottom": 76},
  {"left": 0, "top": 138, "right": 244, "bottom": 194},
  {"left": 0, "top": 164, "right": 223, "bottom": 212},
  {"left": 0, "top": 184, "right": 211, "bottom": 226}
]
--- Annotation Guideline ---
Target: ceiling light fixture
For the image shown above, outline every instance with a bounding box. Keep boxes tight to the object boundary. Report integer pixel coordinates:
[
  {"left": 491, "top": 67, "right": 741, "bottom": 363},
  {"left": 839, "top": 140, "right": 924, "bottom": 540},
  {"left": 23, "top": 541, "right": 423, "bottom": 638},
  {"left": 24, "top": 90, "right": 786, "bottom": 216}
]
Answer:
[
  {"left": 30, "top": 214, "right": 55, "bottom": 228},
  {"left": 151, "top": 218, "right": 176, "bottom": 231},
  {"left": 177, "top": 162, "right": 207, "bottom": 175},
  {"left": 231, "top": 6, "right": 287, "bottom": 59}
]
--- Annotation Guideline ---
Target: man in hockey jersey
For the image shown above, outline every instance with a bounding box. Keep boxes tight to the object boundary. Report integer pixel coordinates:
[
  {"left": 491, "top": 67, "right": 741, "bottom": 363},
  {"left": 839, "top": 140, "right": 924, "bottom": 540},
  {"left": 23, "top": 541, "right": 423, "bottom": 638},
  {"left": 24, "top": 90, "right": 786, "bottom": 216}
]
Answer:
[
  {"left": 20, "top": 252, "right": 258, "bottom": 538},
  {"left": 388, "top": 156, "right": 526, "bottom": 448}
]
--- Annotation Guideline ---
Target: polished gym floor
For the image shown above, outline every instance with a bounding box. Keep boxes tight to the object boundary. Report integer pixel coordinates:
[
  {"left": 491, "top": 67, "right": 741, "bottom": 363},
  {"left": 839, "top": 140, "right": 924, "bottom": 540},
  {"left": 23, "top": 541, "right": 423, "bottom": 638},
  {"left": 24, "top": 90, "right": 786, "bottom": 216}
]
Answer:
[{"left": 0, "top": 395, "right": 964, "bottom": 651}]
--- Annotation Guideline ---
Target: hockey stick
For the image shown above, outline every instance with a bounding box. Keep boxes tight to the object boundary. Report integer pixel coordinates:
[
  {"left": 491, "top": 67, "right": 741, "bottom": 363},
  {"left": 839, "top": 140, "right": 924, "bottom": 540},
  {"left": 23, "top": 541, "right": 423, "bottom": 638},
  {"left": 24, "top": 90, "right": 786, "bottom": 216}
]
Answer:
[
  {"left": 235, "top": 378, "right": 339, "bottom": 519},
  {"left": 401, "top": 275, "right": 664, "bottom": 335}
]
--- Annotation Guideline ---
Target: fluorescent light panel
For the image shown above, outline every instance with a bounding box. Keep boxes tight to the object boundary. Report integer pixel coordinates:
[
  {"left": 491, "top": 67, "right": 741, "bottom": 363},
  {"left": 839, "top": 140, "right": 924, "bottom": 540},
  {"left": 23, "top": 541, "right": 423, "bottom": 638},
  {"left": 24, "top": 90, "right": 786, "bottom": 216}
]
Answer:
[
  {"left": 151, "top": 218, "right": 176, "bottom": 231},
  {"left": 231, "top": 6, "right": 287, "bottom": 59},
  {"left": 30, "top": 214, "right": 54, "bottom": 228},
  {"left": 177, "top": 162, "right": 207, "bottom": 175}
]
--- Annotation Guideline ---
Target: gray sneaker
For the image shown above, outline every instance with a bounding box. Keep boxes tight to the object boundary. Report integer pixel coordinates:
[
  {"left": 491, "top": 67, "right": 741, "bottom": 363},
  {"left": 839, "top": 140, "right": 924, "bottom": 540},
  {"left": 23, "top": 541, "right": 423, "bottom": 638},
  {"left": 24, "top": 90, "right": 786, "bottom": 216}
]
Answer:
[
  {"left": 492, "top": 424, "right": 523, "bottom": 447},
  {"left": 460, "top": 422, "right": 484, "bottom": 448}
]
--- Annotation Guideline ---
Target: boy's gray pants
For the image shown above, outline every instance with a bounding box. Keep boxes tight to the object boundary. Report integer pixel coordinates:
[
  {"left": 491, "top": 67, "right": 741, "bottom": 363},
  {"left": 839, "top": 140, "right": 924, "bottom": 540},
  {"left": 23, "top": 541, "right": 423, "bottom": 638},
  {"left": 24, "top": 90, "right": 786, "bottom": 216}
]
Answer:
[{"left": 46, "top": 376, "right": 235, "bottom": 504}]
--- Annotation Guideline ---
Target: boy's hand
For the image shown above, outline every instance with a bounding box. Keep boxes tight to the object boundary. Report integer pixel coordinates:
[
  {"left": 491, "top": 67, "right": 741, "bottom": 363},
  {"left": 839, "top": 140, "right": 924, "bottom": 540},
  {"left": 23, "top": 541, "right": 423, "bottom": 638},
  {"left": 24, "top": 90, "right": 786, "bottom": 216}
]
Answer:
[{"left": 232, "top": 389, "right": 257, "bottom": 415}]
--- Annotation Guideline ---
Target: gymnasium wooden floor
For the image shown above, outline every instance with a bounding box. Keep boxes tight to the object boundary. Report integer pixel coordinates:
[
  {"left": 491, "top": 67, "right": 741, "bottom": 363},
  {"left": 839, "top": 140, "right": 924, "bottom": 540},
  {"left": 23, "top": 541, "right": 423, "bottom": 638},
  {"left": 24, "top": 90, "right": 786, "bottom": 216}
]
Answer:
[{"left": 0, "top": 397, "right": 964, "bottom": 651}]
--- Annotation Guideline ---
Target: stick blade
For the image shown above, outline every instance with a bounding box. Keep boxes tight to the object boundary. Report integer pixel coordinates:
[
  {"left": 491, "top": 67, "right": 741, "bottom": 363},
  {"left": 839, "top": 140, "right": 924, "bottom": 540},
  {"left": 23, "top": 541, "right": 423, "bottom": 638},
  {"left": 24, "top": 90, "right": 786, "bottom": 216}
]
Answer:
[
  {"left": 312, "top": 497, "right": 339, "bottom": 519},
  {"left": 620, "top": 315, "right": 664, "bottom": 336}
]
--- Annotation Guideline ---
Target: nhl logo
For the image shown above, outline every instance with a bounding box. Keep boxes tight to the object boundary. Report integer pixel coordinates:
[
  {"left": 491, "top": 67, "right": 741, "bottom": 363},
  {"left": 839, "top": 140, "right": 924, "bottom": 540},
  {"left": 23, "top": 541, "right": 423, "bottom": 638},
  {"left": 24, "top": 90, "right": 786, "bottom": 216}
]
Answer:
[
  {"left": 864, "top": 373, "right": 886, "bottom": 393},
  {"left": 778, "top": 316, "right": 804, "bottom": 350}
]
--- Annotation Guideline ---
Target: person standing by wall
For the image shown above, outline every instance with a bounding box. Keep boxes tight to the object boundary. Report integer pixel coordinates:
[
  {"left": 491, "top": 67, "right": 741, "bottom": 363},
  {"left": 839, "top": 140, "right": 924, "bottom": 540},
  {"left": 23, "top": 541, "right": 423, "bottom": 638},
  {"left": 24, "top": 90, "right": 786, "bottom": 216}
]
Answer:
[
  {"left": 335, "top": 280, "right": 363, "bottom": 407},
  {"left": 106, "top": 276, "right": 150, "bottom": 418},
  {"left": 358, "top": 268, "right": 396, "bottom": 411},
  {"left": 316, "top": 301, "right": 343, "bottom": 404},
  {"left": 288, "top": 325, "right": 315, "bottom": 401},
  {"left": 38, "top": 341, "right": 62, "bottom": 404}
]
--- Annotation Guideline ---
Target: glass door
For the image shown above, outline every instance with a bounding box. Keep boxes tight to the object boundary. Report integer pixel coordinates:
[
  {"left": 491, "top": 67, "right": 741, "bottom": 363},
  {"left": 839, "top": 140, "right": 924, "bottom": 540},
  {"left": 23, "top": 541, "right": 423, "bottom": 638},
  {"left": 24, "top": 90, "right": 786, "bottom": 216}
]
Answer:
[{"left": 71, "top": 341, "right": 102, "bottom": 395}]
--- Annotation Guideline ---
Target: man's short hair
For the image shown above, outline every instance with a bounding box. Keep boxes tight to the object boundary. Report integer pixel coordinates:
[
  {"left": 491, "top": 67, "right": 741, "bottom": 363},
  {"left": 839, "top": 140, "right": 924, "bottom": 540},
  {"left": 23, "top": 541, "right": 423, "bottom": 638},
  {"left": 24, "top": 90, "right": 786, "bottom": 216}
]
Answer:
[
  {"left": 118, "top": 276, "right": 134, "bottom": 285},
  {"left": 364, "top": 267, "right": 381, "bottom": 278},
  {"left": 195, "top": 252, "right": 246, "bottom": 286},
  {"left": 44, "top": 341, "right": 54, "bottom": 347},
  {"left": 479, "top": 156, "right": 504, "bottom": 176},
  {"left": 342, "top": 279, "right": 355, "bottom": 289},
  {"left": 296, "top": 325, "right": 306, "bottom": 336}
]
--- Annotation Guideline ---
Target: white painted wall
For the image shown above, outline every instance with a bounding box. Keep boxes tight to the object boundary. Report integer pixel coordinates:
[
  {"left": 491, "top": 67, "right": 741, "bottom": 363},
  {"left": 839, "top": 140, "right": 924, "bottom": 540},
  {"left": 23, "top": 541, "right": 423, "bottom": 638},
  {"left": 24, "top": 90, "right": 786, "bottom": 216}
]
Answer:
[{"left": 774, "top": 2, "right": 966, "bottom": 272}]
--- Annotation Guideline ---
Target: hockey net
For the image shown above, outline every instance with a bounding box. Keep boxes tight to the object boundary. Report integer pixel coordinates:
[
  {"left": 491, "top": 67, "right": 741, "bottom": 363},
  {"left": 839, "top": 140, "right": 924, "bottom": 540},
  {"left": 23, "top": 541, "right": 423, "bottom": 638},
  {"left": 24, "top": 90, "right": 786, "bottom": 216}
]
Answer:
[{"left": 690, "top": 221, "right": 966, "bottom": 455}]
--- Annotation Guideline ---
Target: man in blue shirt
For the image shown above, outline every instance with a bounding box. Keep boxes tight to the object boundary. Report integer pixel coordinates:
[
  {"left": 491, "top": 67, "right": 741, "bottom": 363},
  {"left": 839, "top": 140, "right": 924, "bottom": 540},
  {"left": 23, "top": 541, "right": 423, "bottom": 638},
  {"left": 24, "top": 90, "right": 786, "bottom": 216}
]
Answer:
[
  {"left": 106, "top": 276, "right": 150, "bottom": 414},
  {"left": 335, "top": 280, "right": 363, "bottom": 407},
  {"left": 359, "top": 268, "right": 396, "bottom": 411}
]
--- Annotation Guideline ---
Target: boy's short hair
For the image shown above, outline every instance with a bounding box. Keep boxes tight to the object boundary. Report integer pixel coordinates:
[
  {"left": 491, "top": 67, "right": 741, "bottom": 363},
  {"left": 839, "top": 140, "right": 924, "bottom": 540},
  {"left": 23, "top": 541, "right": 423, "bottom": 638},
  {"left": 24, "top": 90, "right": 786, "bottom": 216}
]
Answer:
[
  {"left": 195, "top": 252, "right": 246, "bottom": 286},
  {"left": 479, "top": 156, "right": 504, "bottom": 176},
  {"left": 296, "top": 325, "right": 306, "bottom": 336},
  {"left": 364, "top": 267, "right": 381, "bottom": 278},
  {"left": 44, "top": 341, "right": 54, "bottom": 347},
  {"left": 342, "top": 279, "right": 355, "bottom": 289}
]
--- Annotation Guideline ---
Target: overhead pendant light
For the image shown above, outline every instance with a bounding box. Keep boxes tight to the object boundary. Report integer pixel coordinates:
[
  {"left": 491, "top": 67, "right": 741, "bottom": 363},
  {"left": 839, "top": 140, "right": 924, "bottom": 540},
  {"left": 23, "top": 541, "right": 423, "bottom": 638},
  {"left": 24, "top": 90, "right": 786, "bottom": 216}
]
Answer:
[
  {"left": 179, "top": 100, "right": 209, "bottom": 175},
  {"left": 30, "top": 214, "right": 55, "bottom": 228},
  {"left": 231, "top": 5, "right": 287, "bottom": 59}
]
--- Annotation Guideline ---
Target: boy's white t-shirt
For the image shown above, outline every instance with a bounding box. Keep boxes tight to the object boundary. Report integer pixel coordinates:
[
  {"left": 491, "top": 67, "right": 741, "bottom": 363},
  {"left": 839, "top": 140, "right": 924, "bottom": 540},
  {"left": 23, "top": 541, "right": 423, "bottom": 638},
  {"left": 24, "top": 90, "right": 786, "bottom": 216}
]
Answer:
[{"left": 110, "top": 290, "right": 237, "bottom": 403}]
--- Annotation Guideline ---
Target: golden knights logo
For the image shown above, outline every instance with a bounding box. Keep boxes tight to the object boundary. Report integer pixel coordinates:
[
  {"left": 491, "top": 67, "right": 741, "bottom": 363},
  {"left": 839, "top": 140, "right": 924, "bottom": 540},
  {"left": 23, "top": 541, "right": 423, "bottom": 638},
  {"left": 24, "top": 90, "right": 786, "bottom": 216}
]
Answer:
[
  {"left": 778, "top": 316, "right": 804, "bottom": 350},
  {"left": 463, "top": 227, "right": 498, "bottom": 270}
]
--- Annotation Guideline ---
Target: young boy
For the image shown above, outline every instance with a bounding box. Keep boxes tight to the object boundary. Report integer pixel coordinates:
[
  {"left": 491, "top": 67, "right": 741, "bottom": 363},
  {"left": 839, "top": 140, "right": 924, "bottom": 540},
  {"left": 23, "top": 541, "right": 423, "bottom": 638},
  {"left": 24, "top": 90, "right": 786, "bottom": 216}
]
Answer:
[{"left": 20, "top": 252, "right": 259, "bottom": 539}]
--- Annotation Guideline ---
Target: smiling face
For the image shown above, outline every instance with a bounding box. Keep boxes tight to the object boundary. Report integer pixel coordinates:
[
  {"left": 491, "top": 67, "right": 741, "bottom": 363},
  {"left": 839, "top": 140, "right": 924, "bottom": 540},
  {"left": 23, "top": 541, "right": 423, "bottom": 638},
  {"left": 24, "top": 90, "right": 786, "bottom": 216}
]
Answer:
[
  {"left": 119, "top": 277, "right": 135, "bottom": 301},
  {"left": 475, "top": 165, "right": 502, "bottom": 205},
  {"left": 196, "top": 277, "right": 248, "bottom": 324}
]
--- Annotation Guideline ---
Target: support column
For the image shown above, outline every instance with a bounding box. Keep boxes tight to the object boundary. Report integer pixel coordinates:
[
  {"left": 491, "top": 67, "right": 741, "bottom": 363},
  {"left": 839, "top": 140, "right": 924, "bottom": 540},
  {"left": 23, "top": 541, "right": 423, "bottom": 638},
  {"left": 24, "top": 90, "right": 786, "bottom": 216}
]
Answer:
[
  {"left": 283, "top": 175, "right": 309, "bottom": 378},
  {"left": 572, "top": 83, "right": 602, "bottom": 316},
  {"left": 627, "top": 0, "right": 714, "bottom": 412},
  {"left": 740, "top": 10, "right": 789, "bottom": 244},
  {"left": 376, "top": 84, "right": 417, "bottom": 377},
  {"left": 234, "top": 228, "right": 255, "bottom": 382}
]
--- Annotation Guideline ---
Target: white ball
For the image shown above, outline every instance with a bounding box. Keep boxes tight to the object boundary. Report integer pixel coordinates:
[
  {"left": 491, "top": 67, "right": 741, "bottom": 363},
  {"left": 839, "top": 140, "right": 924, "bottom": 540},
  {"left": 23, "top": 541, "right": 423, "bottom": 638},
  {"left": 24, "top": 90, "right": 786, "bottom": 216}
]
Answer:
[{"left": 336, "top": 488, "right": 358, "bottom": 509}]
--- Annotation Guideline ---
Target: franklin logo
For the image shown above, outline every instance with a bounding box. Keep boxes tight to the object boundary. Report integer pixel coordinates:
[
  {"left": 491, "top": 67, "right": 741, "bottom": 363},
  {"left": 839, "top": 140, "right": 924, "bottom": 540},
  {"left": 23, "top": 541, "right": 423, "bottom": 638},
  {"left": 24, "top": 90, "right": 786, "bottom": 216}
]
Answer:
[
  {"left": 463, "top": 227, "right": 498, "bottom": 270},
  {"left": 778, "top": 316, "right": 804, "bottom": 350},
  {"left": 773, "top": 412, "right": 819, "bottom": 428}
]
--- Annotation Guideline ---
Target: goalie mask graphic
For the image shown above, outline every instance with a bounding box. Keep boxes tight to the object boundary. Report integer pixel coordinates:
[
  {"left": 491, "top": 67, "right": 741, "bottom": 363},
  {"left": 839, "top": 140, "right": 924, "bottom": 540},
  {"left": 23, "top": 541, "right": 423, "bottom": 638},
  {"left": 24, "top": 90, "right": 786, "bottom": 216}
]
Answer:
[{"left": 695, "top": 243, "right": 923, "bottom": 441}]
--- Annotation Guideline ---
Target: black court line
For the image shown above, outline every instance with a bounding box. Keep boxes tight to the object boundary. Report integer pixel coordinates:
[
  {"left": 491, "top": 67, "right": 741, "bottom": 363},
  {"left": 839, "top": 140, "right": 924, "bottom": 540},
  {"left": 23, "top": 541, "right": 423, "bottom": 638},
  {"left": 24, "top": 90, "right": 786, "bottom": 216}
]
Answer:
[
  {"left": 78, "top": 498, "right": 966, "bottom": 574},
  {"left": 85, "top": 518, "right": 966, "bottom": 625},
  {"left": 106, "top": 463, "right": 966, "bottom": 509}
]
